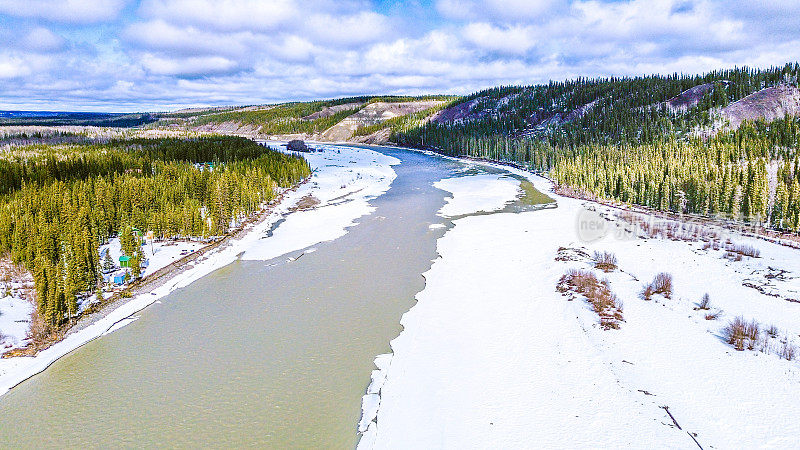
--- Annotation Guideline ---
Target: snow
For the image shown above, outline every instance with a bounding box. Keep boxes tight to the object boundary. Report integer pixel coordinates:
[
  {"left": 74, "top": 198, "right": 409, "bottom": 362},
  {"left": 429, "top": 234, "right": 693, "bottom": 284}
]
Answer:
[
  {"left": 433, "top": 174, "right": 520, "bottom": 217},
  {"left": 0, "top": 291, "right": 34, "bottom": 352},
  {"left": 0, "top": 142, "right": 398, "bottom": 398},
  {"left": 98, "top": 238, "right": 205, "bottom": 282},
  {"left": 242, "top": 143, "right": 399, "bottom": 261},
  {"left": 362, "top": 163, "right": 800, "bottom": 449}
]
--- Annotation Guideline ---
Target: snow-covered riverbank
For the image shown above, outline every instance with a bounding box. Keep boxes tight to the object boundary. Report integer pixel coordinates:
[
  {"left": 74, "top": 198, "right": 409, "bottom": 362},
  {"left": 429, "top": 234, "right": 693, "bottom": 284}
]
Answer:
[
  {"left": 360, "top": 161, "right": 800, "bottom": 448},
  {"left": 0, "top": 143, "right": 398, "bottom": 398}
]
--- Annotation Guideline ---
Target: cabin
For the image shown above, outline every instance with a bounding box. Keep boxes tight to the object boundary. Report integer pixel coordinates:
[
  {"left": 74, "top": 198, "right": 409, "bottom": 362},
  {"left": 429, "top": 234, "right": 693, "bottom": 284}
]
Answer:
[
  {"left": 119, "top": 255, "right": 131, "bottom": 267},
  {"left": 103, "top": 269, "right": 127, "bottom": 285}
]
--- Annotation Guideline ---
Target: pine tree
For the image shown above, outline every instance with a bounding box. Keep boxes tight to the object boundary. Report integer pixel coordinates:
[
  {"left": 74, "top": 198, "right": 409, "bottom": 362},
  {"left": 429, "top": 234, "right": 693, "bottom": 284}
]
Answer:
[{"left": 102, "top": 250, "right": 115, "bottom": 273}]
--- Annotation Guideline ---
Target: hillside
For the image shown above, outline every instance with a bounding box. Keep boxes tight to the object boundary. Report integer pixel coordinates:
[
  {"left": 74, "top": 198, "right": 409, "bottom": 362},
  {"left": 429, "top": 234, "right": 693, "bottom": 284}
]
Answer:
[
  {"left": 719, "top": 84, "right": 800, "bottom": 129},
  {"left": 153, "top": 96, "right": 451, "bottom": 144},
  {"left": 321, "top": 100, "right": 444, "bottom": 142},
  {"left": 393, "top": 63, "right": 800, "bottom": 232}
]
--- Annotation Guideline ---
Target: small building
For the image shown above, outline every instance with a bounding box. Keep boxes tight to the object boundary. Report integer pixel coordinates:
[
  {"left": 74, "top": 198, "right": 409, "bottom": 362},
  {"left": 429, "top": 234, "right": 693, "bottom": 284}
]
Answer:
[
  {"left": 119, "top": 255, "right": 131, "bottom": 267},
  {"left": 105, "top": 269, "right": 127, "bottom": 285}
]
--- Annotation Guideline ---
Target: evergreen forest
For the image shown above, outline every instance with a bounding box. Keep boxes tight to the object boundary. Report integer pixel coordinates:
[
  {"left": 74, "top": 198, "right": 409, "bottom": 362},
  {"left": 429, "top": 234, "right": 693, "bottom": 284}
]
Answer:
[
  {"left": 0, "top": 136, "right": 310, "bottom": 327},
  {"left": 394, "top": 63, "right": 800, "bottom": 230}
]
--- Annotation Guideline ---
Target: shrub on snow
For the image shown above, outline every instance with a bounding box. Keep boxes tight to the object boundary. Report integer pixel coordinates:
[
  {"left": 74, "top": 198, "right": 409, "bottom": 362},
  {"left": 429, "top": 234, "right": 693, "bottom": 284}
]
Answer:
[
  {"left": 724, "top": 317, "right": 760, "bottom": 351},
  {"left": 640, "top": 272, "right": 673, "bottom": 300},
  {"left": 592, "top": 251, "right": 618, "bottom": 273}
]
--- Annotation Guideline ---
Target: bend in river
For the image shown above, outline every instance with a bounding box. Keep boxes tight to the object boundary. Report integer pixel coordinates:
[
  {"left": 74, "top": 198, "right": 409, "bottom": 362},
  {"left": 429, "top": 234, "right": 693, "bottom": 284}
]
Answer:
[{"left": 0, "top": 145, "right": 549, "bottom": 448}]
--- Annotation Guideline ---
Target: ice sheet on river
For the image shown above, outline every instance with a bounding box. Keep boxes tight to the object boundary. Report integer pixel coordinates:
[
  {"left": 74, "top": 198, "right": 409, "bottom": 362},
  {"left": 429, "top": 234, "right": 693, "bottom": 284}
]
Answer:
[
  {"left": 241, "top": 144, "right": 399, "bottom": 261},
  {"left": 433, "top": 174, "right": 520, "bottom": 217}
]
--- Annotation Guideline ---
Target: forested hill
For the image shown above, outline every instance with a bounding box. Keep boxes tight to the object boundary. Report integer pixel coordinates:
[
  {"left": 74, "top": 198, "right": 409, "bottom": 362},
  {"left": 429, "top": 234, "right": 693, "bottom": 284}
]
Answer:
[
  {"left": 393, "top": 62, "right": 800, "bottom": 232},
  {"left": 399, "top": 63, "right": 800, "bottom": 149},
  {"left": 155, "top": 95, "right": 453, "bottom": 143}
]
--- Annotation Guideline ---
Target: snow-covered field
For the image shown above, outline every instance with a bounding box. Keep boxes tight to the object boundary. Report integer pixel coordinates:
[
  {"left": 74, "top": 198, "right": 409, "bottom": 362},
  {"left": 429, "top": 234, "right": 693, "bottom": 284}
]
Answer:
[
  {"left": 361, "top": 164, "right": 800, "bottom": 449},
  {"left": 0, "top": 287, "right": 34, "bottom": 353},
  {"left": 0, "top": 142, "right": 398, "bottom": 397}
]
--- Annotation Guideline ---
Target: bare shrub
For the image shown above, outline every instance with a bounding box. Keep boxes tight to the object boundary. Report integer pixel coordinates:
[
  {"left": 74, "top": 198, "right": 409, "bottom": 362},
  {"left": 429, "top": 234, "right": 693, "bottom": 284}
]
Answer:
[
  {"left": 641, "top": 272, "right": 673, "bottom": 300},
  {"left": 726, "top": 243, "right": 760, "bottom": 258},
  {"left": 652, "top": 273, "right": 673, "bottom": 297},
  {"left": 745, "top": 321, "right": 760, "bottom": 350},
  {"left": 558, "top": 269, "right": 598, "bottom": 295},
  {"left": 724, "top": 317, "right": 748, "bottom": 350},
  {"left": 758, "top": 335, "right": 772, "bottom": 354},
  {"left": 780, "top": 342, "right": 796, "bottom": 361},
  {"left": 593, "top": 251, "right": 618, "bottom": 272},
  {"left": 640, "top": 285, "right": 654, "bottom": 301},
  {"left": 558, "top": 269, "right": 623, "bottom": 329},
  {"left": 724, "top": 317, "right": 760, "bottom": 351},
  {"left": 766, "top": 325, "right": 779, "bottom": 338},
  {"left": 28, "top": 307, "right": 50, "bottom": 345},
  {"left": 697, "top": 293, "right": 711, "bottom": 310},
  {"left": 705, "top": 311, "right": 721, "bottom": 320}
]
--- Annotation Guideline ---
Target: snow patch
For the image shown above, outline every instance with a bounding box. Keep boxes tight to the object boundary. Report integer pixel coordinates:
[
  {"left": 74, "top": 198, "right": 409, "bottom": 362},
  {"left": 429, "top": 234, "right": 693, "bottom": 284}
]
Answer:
[{"left": 433, "top": 174, "right": 520, "bottom": 217}]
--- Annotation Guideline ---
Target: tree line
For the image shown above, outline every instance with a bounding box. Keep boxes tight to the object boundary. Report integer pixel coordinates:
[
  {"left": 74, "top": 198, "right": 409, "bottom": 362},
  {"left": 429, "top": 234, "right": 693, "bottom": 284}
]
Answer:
[{"left": 0, "top": 136, "right": 310, "bottom": 328}]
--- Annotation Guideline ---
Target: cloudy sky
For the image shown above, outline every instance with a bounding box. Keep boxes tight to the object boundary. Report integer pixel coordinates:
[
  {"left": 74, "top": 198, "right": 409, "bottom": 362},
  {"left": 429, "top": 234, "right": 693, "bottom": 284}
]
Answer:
[{"left": 0, "top": 0, "right": 798, "bottom": 112}]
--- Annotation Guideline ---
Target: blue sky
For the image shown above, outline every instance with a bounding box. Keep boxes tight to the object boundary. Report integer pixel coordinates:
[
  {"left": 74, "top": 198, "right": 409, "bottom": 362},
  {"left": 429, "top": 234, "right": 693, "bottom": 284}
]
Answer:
[{"left": 0, "top": 0, "right": 798, "bottom": 112}]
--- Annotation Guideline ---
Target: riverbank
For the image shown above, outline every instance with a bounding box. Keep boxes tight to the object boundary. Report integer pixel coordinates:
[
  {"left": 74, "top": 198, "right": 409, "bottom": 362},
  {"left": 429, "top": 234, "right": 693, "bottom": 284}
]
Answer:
[
  {"left": 0, "top": 142, "right": 400, "bottom": 398},
  {"left": 359, "top": 158, "right": 800, "bottom": 448}
]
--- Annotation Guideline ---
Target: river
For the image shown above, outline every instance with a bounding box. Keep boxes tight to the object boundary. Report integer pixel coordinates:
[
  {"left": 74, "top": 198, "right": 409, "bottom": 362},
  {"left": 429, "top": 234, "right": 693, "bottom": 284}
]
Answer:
[{"left": 0, "top": 146, "right": 546, "bottom": 448}]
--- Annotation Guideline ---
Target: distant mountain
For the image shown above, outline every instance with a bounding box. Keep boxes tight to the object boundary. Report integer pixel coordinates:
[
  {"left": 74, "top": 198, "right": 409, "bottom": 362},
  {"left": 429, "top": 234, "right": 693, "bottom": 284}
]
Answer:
[{"left": 0, "top": 111, "right": 156, "bottom": 127}]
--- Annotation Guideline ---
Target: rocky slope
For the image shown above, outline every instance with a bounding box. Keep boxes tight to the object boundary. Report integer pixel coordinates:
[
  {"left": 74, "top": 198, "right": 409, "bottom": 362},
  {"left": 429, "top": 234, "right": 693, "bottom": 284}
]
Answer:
[
  {"left": 320, "top": 100, "right": 444, "bottom": 142},
  {"left": 718, "top": 84, "right": 800, "bottom": 129}
]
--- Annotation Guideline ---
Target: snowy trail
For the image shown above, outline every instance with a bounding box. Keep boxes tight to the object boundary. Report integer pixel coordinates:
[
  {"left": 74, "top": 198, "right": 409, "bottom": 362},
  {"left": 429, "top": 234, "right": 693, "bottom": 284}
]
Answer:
[{"left": 362, "top": 163, "right": 800, "bottom": 449}]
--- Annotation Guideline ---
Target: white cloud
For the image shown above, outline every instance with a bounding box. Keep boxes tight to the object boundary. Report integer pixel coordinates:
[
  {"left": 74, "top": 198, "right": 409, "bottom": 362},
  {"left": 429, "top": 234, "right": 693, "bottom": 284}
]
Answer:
[
  {"left": 0, "top": 0, "right": 127, "bottom": 23},
  {"left": 437, "top": 0, "right": 561, "bottom": 21},
  {"left": 140, "top": 54, "right": 239, "bottom": 76},
  {"left": 0, "top": 55, "right": 31, "bottom": 79},
  {"left": 138, "top": 0, "right": 298, "bottom": 32},
  {"left": 123, "top": 20, "right": 252, "bottom": 56},
  {"left": 306, "top": 11, "right": 392, "bottom": 47},
  {"left": 265, "top": 35, "right": 317, "bottom": 62},
  {"left": 22, "top": 27, "right": 65, "bottom": 52},
  {"left": 462, "top": 23, "right": 538, "bottom": 54}
]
